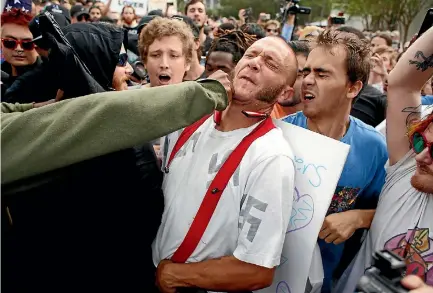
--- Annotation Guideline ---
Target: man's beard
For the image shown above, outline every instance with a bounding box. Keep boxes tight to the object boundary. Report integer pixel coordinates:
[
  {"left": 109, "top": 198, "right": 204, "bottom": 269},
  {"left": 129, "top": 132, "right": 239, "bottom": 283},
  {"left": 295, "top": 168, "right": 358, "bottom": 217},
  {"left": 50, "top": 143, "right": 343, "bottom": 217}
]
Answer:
[
  {"left": 112, "top": 75, "right": 129, "bottom": 91},
  {"left": 278, "top": 93, "right": 301, "bottom": 107},
  {"left": 256, "top": 83, "right": 287, "bottom": 104},
  {"left": 410, "top": 169, "right": 433, "bottom": 194}
]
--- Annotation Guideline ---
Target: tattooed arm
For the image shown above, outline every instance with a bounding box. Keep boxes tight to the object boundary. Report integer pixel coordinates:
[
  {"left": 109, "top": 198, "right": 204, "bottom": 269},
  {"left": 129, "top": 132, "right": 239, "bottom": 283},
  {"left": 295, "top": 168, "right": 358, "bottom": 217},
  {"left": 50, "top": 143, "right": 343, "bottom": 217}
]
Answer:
[{"left": 386, "top": 27, "right": 433, "bottom": 165}]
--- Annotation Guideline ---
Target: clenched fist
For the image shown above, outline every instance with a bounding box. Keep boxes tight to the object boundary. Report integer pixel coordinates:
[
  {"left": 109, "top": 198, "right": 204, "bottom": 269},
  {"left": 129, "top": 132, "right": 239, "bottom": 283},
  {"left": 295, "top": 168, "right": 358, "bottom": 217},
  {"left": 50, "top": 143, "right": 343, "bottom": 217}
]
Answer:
[{"left": 208, "top": 70, "right": 234, "bottom": 103}]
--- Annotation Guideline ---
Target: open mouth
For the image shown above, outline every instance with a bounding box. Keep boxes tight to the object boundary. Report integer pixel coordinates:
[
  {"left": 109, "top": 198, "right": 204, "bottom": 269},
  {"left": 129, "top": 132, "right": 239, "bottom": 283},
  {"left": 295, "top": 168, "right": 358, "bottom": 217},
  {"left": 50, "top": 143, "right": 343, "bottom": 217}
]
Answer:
[
  {"left": 158, "top": 74, "right": 171, "bottom": 83},
  {"left": 304, "top": 93, "right": 316, "bottom": 101}
]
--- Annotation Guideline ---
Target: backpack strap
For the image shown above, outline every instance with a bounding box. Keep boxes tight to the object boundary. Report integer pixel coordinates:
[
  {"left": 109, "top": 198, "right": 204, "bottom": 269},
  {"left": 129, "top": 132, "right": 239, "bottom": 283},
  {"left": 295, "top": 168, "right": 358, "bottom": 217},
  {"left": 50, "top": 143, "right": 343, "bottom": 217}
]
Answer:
[
  {"left": 171, "top": 117, "right": 275, "bottom": 263},
  {"left": 164, "top": 114, "right": 211, "bottom": 173}
]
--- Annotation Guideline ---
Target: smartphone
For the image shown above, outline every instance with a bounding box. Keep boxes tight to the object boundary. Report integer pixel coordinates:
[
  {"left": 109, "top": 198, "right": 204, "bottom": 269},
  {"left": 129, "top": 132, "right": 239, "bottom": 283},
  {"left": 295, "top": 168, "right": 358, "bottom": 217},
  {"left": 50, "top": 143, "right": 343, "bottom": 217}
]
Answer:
[
  {"left": 418, "top": 8, "right": 433, "bottom": 38},
  {"left": 331, "top": 17, "right": 345, "bottom": 25}
]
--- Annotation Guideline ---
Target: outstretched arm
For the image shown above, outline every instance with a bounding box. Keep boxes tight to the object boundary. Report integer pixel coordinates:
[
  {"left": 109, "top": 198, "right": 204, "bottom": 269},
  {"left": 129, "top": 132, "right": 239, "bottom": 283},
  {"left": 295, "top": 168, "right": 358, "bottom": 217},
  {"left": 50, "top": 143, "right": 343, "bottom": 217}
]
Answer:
[
  {"left": 1, "top": 80, "right": 228, "bottom": 184},
  {"left": 386, "top": 27, "right": 433, "bottom": 165}
]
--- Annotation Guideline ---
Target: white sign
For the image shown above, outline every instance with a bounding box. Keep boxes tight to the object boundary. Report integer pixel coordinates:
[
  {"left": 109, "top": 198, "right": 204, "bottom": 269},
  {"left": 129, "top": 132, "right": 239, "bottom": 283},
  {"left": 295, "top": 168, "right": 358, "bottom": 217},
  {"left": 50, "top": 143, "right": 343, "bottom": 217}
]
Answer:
[
  {"left": 256, "top": 120, "right": 350, "bottom": 293},
  {"left": 105, "top": 0, "right": 148, "bottom": 16}
]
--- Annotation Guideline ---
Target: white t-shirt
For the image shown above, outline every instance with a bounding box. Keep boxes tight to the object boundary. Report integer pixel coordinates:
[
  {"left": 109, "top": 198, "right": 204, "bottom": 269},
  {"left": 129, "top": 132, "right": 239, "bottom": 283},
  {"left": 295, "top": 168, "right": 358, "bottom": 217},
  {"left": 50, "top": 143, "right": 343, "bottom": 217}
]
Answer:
[
  {"left": 334, "top": 151, "right": 433, "bottom": 292},
  {"left": 152, "top": 117, "right": 295, "bottom": 269}
]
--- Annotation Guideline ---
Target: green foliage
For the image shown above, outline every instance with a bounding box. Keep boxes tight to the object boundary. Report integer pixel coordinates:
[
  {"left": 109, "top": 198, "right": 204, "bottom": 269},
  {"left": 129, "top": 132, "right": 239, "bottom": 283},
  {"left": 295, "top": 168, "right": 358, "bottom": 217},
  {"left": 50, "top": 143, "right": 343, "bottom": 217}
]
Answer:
[
  {"left": 216, "top": 0, "right": 333, "bottom": 25},
  {"left": 217, "top": 0, "right": 279, "bottom": 19},
  {"left": 344, "top": 0, "right": 433, "bottom": 41}
]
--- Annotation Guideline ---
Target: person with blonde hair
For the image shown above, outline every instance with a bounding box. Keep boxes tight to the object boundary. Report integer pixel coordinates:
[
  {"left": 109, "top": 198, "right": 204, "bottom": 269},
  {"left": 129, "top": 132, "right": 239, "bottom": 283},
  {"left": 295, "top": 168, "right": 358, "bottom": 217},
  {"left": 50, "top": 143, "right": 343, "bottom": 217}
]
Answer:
[
  {"left": 298, "top": 25, "right": 324, "bottom": 40},
  {"left": 264, "top": 19, "right": 280, "bottom": 36},
  {"left": 138, "top": 17, "right": 195, "bottom": 87}
]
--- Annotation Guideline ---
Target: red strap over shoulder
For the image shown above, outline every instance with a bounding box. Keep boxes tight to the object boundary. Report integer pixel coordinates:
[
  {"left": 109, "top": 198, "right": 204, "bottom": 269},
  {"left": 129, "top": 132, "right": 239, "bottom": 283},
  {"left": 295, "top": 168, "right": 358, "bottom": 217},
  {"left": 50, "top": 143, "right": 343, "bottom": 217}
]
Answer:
[
  {"left": 164, "top": 114, "right": 211, "bottom": 173},
  {"left": 170, "top": 117, "right": 275, "bottom": 263}
]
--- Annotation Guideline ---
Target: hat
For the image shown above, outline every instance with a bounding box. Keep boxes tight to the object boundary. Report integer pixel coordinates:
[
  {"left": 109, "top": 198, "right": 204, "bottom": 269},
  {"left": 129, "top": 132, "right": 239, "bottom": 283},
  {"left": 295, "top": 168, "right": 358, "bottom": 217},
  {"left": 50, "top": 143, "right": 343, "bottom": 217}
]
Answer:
[
  {"left": 147, "top": 9, "right": 163, "bottom": 17},
  {"left": 3, "top": 0, "right": 32, "bottom": 13},
  {"left": 171, "top": 15, "right": 200, "bottom": 39},
  {"left": 44, "top": 4, "right": 71, "bottom": 22},
  {"left": 70, "top": 4, "right": 89, "bottom": 18},
  {"left": 137, "top": 15, "right": 156, "bottom": 35}
]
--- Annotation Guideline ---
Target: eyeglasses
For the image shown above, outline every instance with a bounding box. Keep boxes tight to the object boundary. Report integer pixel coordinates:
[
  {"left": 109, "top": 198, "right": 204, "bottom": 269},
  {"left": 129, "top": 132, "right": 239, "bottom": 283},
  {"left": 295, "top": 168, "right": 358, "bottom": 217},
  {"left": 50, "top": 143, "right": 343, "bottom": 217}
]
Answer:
[
  {"left": 411, "top": 131, "right": 433, "bottom": 159},
  {"left": 118, "top": 53, "right": 128, "bottom": 66},
  {"left": 1, "top": 38, "right": 35, "bottom": 51},
  {"left": 267, "top": 29, "right": 278, "bottom": 33}
]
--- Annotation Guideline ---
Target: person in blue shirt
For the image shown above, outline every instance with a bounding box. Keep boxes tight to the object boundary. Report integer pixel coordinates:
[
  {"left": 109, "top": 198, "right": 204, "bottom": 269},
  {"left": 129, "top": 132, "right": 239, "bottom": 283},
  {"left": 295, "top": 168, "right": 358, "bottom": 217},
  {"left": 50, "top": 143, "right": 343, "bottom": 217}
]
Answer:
[
  {"left": 422, "top": 95, "right": 433, "bottom": 105},
  {"left": 282, "top": 29, "right": 388, "bottom": 293}
]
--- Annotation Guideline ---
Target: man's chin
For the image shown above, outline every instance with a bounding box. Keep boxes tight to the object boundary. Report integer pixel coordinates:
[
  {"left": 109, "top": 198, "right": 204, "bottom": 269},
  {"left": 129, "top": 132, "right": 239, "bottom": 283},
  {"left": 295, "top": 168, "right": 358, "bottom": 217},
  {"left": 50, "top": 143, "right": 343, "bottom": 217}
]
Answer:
[{"left": 410, "top": 172, "right": 433, "bottom": 194}]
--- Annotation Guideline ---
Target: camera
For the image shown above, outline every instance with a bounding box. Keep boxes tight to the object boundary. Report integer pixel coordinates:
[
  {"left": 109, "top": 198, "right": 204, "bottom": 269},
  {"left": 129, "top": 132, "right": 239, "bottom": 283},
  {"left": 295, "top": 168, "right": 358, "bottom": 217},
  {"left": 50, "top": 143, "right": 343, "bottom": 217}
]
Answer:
[
  {"left": 285, "top": 0, "right": 311, "bottom": 15},
  {"left": 356, "top": 250, "right": 408, "bottom": 293},
  {"left": 330, "top": 16, "right": 345, "bottom": 25}
]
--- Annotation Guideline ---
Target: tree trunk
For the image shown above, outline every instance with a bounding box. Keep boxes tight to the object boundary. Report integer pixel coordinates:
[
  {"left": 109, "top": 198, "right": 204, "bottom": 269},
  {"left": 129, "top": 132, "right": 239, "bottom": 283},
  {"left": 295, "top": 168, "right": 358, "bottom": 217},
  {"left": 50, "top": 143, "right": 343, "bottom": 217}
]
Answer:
[{"left": 402, "top": 22, "right": 410, "bottom": 44}]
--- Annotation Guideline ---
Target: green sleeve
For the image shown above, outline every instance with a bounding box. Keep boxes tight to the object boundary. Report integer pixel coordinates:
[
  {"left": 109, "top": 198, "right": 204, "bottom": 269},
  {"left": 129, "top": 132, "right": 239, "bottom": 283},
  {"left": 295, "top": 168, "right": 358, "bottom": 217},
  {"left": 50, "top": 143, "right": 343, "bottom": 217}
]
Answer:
[
  {"left": 1, "top": 79, "right": 227, "bottom": 184},
  {"left": 1, "top": 102, "right": 34, "bottom": 113}
]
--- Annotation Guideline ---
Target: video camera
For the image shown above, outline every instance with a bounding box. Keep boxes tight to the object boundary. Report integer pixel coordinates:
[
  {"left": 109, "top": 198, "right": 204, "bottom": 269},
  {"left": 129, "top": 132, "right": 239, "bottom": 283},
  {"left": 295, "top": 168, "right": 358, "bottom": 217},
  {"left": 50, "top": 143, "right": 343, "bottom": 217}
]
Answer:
[
  {"left": 356, "top": 250, "right": 409, "bottom": 293},
  {"left": 285, "top": 0, "right": 311, "bottom": 15}
]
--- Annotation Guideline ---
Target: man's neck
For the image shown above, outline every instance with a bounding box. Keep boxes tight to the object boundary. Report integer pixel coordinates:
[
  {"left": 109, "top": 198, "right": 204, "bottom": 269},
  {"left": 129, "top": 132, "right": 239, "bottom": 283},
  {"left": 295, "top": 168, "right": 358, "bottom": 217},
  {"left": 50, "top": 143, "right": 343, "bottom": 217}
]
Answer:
[
  {"left": 124, "top": 20, "right": 136, "bottom": 27},
  {"left": 280, "top": 102, "right": 303, "bottom": 114},
  {"left": 306, "top": 112, "right": 351, "bottom": 141},
  {"left": 368, "top": 73, "right": 383, "bottom": 85},
  {"left": 11, "top": 65, "right": 18, "bottom": 77},
  {"left": 184, "top": 60, "right": 204, "bottom": 81},
  {"left": 216, "top": 102, "right": 273, "bottom": 132}
]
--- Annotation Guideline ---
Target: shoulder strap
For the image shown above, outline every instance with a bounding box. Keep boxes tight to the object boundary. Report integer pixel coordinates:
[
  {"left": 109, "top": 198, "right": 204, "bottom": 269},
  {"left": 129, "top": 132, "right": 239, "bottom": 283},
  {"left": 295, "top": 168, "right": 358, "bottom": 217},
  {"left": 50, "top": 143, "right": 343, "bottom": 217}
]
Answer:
[
  {"left": 164, "top": 114, "right": 211, "bottom": 173},
  {"left": 171, "top": 117, "right": 276, "bottom": 263}
]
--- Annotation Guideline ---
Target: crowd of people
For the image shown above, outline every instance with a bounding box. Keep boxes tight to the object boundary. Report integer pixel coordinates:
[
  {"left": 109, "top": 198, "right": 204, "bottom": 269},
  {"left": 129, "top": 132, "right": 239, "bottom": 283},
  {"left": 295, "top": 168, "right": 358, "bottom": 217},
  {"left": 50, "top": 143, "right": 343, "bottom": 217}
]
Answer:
[{"left": 1, "top": 0, "right": 433, "bottom": 292}]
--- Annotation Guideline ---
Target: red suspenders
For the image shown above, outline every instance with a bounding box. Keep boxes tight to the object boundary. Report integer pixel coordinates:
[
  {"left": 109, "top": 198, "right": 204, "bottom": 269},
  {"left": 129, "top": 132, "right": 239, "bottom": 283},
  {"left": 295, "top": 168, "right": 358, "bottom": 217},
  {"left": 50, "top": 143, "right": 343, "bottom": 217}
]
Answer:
[{"left": 165, "top": 115, "right": 276, "bottom": 263}]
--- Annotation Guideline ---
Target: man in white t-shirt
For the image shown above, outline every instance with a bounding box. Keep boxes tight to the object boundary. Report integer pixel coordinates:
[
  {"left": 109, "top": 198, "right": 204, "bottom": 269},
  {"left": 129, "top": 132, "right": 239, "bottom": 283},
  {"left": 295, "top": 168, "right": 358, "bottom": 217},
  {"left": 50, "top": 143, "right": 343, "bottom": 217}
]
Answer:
[
  {"left": 335, "top": 27, "right": 433, "bottom": 292},
  {"left": 153, "top": 36, "right": 299, "bottom": 293}
]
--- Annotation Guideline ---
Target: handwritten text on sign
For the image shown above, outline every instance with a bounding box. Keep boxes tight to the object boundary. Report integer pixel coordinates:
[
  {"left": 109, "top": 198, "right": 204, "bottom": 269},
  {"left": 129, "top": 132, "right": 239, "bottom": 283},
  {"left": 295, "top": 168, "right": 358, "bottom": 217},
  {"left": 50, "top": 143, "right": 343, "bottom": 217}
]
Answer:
[{"left": 256, "top": 120, "right": 349, "bottom": 293}]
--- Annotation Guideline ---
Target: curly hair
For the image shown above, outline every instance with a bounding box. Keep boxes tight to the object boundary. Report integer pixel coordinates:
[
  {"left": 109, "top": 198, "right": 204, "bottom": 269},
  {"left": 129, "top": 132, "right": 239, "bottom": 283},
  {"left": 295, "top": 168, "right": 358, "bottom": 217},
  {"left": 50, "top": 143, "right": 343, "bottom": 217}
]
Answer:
[
  {"left": 240, "top": 23, "right": 266, "bottom": 39},
  {"left": 314, "top": 29, "right": 371, "bottom": 94},
  {"left": 1, "top": 8, "right": 33, "bottom": 26},
  {"left": 206, "top": 29, "right": 256, "bottom": 64},
  {"left": 138, "top": 17, "right": 195, "bottom": 64}
]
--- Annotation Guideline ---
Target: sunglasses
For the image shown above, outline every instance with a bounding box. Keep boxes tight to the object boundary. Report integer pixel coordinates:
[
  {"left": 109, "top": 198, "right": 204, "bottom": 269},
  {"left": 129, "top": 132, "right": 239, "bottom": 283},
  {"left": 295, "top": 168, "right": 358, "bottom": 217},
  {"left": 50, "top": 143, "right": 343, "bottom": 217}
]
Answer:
[
  {"left": 118, "top": 53, "right": 128, "bottom": 66},
  {"left": 1, "top": 38, "right": 35, "bottom": 51},
  {"left": 411, "top": 131, "right": 433, "bottom": 159},
  {"left": 267, "top": 29, "right": 278, "bottom": 33}
]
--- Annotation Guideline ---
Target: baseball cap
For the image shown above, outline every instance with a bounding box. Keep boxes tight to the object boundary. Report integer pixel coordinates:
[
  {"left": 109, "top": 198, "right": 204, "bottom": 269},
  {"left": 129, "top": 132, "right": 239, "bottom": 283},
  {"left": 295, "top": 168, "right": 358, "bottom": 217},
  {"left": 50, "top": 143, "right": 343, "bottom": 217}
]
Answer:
[
  {"left": 171, "top": 15, "right": 200, "bottom": 39},
  {"left": 70, "top": 5, "right": 89, "bottom": 18},
  {"left": 137, "top": 15, "right": 156, "bottom": 35},
  {"left": 44, "top": 4, "right": 71, "bottom": 22}
]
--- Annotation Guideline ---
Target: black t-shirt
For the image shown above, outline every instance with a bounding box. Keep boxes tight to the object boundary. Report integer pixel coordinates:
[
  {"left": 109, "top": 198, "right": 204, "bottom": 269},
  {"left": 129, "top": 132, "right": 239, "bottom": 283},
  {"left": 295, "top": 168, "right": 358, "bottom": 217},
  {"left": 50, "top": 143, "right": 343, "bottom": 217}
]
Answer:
[
  {"left": 124, "top": 25, "right": 139, "bottom": 36},
  {"left": 351, "top": 84, "right": 387, "bottom": 127}
]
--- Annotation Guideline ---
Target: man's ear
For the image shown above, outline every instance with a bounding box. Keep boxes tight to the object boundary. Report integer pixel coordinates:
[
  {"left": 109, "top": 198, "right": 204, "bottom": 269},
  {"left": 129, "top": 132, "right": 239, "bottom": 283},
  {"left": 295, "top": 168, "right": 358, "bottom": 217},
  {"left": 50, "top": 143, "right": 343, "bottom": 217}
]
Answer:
[
  {"left": 276, "top": 85, "right": 294, "bottom": 105},
  {"left": 194, "top": 39, "right": 201, "bottom": 51},
  {"left": 347, "top": 80, "right": 363, "bottom": 101},
  {"left": 185, "top": 62, "right": 191, "bottom": 72}
]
